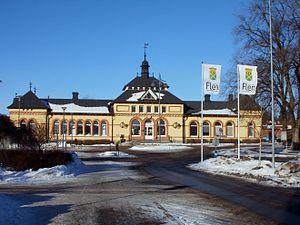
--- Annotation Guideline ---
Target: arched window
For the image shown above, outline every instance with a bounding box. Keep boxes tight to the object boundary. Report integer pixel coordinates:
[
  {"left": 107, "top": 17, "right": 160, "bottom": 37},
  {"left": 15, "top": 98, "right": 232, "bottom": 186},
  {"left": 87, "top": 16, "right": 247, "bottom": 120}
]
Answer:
[
  {"left": 53, "top": 120, "right": 59, "bottom": 135},
  {"left": 77, "top": 120, "right": 83, "bottom": 135},
  {"left": 20, "top": 120, "right": 27, "bottom": 128},
  {"left": 203, "top": 122, "right": 210, "bottom": 137},
  {"left": 248, "top": 122, "right": 255, "bottom": 137},
  {"left": 226, "top": 122, "right": 234, "bottom": 137},
  {"left": 93, "top": 121, "right": 99, "bottom": 135},
  {"left": 214, "top": 122, "right": 222, "bottom": 137},
  {"left": 131, "top": 120, "right": 140, "bottom": 135},
  {"left": 28, "top": 120, "right": 36, "bottom": 131},
  {"left": 61, "top": 120, "right": 67, "bottom": 135},
  {"left": 190, "top": 122, "right": 198, "bottom": 137},
  {"left": 101, "top": 121, "right": 107, "bottom": 136},
  {"left": 69, "top": 120, "right": 75, "bottom": 136},
  {"left": 85, "top": 121, "right": 91, "bottom": 135},
  {"left": 157, "top": 119, "right": 166, "bottom": 136}
]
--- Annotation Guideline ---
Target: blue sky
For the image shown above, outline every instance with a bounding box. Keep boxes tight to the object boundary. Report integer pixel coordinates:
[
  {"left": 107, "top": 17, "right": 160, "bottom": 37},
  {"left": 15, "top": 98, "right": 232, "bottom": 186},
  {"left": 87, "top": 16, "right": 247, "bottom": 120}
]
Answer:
[{"left": 0, "top": 0, "right": 244, "bottom": 114}]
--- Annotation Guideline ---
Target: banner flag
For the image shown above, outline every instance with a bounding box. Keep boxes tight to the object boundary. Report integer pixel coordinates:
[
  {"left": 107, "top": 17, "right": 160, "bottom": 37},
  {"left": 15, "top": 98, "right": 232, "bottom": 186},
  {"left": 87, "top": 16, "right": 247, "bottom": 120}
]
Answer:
[
  {"left": 238, "top": 64, "right": 257, "bottom": 95},
  {"left": 203, "top": 64, "right": 221, "bottom": 94}
]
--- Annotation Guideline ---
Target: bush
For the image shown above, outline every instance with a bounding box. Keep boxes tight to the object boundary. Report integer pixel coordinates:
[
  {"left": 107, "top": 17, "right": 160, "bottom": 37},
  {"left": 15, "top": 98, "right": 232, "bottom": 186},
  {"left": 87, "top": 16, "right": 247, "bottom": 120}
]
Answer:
[{"left": 0, "top": 149, "right": 73, "bottom": 171}]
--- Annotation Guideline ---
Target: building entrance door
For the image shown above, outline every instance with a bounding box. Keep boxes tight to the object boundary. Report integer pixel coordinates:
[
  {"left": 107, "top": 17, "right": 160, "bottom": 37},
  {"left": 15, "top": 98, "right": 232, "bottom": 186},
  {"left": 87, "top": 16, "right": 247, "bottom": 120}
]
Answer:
[{"left": 144, "top": 119, "right": 153, "bottom": 140}]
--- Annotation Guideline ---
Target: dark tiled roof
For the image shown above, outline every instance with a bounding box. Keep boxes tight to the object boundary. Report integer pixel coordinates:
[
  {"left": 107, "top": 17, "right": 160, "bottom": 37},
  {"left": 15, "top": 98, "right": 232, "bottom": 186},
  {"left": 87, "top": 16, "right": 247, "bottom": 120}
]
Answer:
[
  {"left": 184, "top": 95, "right": 260, "bottom": 115},
  {"left": 114, "top": 89, "right": 184, "bottom": 104},
  {"left": 7, "top": 91, "right": 50, "bottom": 109},
  {"left": 184, "top": 100, "right": 229, "bottom": 114},
  {"left": 232, "top": 95, "right": 261, "bottom": 111},
  {"left": 122, "top": 75, "right": 169, "bottom": 91}
]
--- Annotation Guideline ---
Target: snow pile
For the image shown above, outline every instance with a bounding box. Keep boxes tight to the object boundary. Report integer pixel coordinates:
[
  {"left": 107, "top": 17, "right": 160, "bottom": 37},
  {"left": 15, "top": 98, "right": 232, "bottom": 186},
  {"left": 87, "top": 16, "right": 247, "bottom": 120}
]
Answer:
[
  {"left": 188, "top": 157, "right": 300, "bottom": 187},
  {"left": 130, "top": 143, "right": 191, "bottom": 152},
  {"left": 98, "top": 151, "right": 135, "bottom": 158},
  {"left": 0, "top": 152, "right": 84, "bottom": 184}
]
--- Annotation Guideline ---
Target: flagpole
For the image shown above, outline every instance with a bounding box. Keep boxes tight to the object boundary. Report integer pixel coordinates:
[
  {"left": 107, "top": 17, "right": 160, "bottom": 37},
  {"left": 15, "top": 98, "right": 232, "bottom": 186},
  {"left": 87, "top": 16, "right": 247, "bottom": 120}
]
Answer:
[
  {"left": 201, "top": 62, "right": 204, "bottom": 162},
  {"left": 237, "top": 65, "right": 241, "bottom": 159},
  {"left": 269, "top": 0, "right": 275, "bottom": 168}
]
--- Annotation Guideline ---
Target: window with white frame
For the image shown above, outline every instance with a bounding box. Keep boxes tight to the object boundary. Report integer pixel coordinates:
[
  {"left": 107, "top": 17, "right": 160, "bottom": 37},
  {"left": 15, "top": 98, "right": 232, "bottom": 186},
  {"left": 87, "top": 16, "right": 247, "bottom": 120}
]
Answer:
[
  {"left": 61, "top": 120, "right": 67, "bottom": 135},
  {"left": 203, "top": 122, "right": 210, "bottom": 137},
  {"left": 53, "top": 120, "right": 59, "bottom": 135},
  {"left": 248, "top": 122, "right": 255, "bottom": 137},
  {"left": 131, "top": 105, "right": 136, "bottom": 113},
  {"left": 69, "top": 120, "right": 75, "bottom": 135},
  {"left": 190, "top": 122, "right": 198, "bottom": 136},
  {"left": 101, "top": 121, "right": 107, "bottom": 136},
  {"left": 93, "top": 121, "right": 99, "bottom": 135},
  {"left": 85, "top": 121, "right": 91, "bottom": 135},
  {"left": 226, "top": 122, "right": 234, "bottom": 137},
  {"left": 157, "top": 119, "right": 166, "bottom": 136},
  {"left": 214, "top": 122, "right": 222, "bottom": 137},
  {"left": 131, "top": 120, "right": 140, "bottom": 135},
  {"left": 29, "top": 120, "right": 36, "bottom": 131},
  {"left": 147, "top": 106, "right": 151, "bottom": 113},
  {"left": 139, "top": 105, "right": 144, "bottom": 113},
  {"left": 77, "top": 121, "right": 83, "bottom": 135}
]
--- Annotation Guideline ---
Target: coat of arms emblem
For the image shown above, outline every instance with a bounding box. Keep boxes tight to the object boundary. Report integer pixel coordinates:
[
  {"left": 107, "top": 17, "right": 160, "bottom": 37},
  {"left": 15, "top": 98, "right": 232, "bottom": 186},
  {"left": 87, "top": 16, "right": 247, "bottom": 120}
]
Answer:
[
  {"left": 245, "top": 68, "right": 253, "bottom": 81},
  {"left": 209, "top": 68, "right": 217, "bottom": 80}
]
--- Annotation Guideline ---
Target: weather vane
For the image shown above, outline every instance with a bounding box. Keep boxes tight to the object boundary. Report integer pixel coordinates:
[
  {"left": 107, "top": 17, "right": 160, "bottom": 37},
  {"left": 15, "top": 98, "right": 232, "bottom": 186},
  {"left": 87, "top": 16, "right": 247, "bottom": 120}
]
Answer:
[{"left": 144, "top": 43, "right": 149, "bottom": 59}]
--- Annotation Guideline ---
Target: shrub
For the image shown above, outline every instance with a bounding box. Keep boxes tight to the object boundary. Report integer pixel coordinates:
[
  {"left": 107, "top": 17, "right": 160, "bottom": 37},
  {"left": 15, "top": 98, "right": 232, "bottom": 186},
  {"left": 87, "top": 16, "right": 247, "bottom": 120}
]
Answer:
[{"left": 0, "top": 149, "right": 73, "bottom": 171}]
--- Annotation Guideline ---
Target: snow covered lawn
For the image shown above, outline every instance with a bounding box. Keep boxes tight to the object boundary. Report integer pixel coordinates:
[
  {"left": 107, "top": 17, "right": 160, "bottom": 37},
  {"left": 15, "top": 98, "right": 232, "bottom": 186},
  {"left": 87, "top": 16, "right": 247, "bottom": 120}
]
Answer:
[
  {"left": 130, "top": 143, "right": 192, "bottom": 152},
  {"left": 0, "top": 152, "right": 84, "bottom": 184},
  {"left": 188, "top": 157, "right": 300, "bottom": 188}
]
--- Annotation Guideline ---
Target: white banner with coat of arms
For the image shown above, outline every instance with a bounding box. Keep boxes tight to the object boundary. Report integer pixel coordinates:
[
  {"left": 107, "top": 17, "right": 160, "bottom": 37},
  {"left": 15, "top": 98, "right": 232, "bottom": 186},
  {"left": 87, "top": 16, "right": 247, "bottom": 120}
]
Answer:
[
  {"left": 238, "top": 64, "right": 257, "bottom": 95},
  {"left": 203, "top": 64, "right": 221, "bottom": 94}
]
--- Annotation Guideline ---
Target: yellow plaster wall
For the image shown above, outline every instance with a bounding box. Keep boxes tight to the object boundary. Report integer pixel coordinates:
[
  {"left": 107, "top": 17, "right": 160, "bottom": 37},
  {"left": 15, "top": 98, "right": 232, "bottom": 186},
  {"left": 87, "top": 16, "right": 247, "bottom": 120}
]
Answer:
[
  {"left": 112, "top": 103, "right": 184, "bottom": 142},
  {"left": 48, "top": 114, "right": 112, "bottom": 142},
  {"left": 184, "top": 112, "right": 262, "bottom": 142},
  {"left": 9, "top": 109, "right": 48, "bottom": 126},
  {"left": 8, "top": 104, "right": 261, "bottom": 143}
]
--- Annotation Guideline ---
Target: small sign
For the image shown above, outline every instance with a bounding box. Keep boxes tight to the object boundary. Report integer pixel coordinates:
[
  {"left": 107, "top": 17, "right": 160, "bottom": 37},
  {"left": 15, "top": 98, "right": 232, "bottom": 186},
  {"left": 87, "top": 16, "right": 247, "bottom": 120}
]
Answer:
[{"left": 212, "top": 138, "right": 219, "bottom": 147}]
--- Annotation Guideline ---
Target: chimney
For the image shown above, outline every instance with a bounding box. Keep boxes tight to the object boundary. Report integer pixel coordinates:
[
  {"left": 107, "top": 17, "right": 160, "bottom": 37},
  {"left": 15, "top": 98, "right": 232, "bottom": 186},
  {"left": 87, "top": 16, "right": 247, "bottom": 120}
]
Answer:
[
  {"left": 204, "top": 94, "right": 211, "bottom": 102},
  {"left": 72, "top": 92, "right": 79, "bottom": 103},
  {"left": 228, "top": 94, "right": 233, "bottom": 102}
]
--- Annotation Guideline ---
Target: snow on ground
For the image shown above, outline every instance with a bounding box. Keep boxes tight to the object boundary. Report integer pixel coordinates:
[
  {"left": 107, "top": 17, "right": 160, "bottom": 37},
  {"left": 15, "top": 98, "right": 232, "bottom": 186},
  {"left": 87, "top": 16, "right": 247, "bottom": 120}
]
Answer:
[
  {"left": 76, "top": 151, "right": 135, "bottom": 159},
  {"left": 215, "top": 145, "right": 300, "bottom": 158},
  {"left": 130, "top": 143, "right": 192, "bottom": 152},
  {"left": 97, "top": 151, "right": 135, "bottom": 158},
  {"left": 0, "top": 152, "right": 84, "bottom": 184},
  {"left": 188, "top": 156, "right": 300, "bottom": 188}
]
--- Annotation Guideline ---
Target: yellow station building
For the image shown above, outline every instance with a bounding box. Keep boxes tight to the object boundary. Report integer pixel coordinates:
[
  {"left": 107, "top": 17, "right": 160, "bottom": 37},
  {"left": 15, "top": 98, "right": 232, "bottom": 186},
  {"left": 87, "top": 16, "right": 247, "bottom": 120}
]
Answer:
[{"left": 8, "top": 55, "right": 262, "bottom": 144}]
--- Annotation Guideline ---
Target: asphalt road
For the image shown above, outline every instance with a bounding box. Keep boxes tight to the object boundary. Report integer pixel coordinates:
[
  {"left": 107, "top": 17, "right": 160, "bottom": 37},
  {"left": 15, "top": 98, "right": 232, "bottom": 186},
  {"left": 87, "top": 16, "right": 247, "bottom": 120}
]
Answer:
[
  {"left": 0, "top": 145, "right": 299, "bottom": 225},
  {"left": 136, "top": 147, "right": 300, "bottom": 225}
]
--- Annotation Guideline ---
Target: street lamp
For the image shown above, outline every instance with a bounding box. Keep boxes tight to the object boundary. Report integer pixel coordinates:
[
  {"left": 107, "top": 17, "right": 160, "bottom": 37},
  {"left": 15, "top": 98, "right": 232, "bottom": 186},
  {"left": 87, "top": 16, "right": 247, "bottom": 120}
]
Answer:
[
  {"left": 151, "top": 74, "right": 165, "bottom": 143},
  {"left": 15, "top": 95, "right": 22, "bottom": 127},
  {"left": 62, "top": 106, "right": 67, "bottom": 151}
]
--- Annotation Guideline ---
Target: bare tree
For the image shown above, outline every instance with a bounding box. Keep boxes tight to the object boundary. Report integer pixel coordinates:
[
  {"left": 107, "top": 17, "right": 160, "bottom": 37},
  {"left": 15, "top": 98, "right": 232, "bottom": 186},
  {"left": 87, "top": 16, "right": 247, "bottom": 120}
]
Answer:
[
  {"left": 233, "top": 0, "right": 300, "bottom": 149},
  {"left": 32, "top": 123, "right": 48, "bottom": 151}
]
